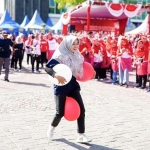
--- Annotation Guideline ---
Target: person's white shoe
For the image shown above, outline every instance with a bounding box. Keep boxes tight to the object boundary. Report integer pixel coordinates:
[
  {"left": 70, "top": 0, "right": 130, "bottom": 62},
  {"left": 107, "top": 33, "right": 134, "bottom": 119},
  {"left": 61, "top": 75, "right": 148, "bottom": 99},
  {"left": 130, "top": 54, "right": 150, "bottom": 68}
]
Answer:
[
  {"left": 47, "top": 127, "right": 55, "bottom": 140},
  {"left": 76, "top": 134, "right": 92, "bottom": 143}
]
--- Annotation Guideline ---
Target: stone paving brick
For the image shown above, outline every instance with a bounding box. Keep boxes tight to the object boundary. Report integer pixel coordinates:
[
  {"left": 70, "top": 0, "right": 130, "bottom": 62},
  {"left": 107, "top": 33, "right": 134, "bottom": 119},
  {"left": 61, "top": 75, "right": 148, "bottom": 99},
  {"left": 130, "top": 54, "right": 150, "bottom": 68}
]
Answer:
[{"left": 0, "top": 60, "right": 150, "bottom": 150}]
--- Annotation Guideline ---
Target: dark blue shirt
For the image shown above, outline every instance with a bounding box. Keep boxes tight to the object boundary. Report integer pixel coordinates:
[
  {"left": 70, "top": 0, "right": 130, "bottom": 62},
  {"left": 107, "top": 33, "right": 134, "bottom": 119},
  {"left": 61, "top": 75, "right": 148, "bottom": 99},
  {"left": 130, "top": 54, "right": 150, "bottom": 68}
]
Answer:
[
  {"left": 46, "top": 59, "right": 81, "bottom": 95},
  {"left": 0, "top": 39, "right": 13, "bottom": 58}
]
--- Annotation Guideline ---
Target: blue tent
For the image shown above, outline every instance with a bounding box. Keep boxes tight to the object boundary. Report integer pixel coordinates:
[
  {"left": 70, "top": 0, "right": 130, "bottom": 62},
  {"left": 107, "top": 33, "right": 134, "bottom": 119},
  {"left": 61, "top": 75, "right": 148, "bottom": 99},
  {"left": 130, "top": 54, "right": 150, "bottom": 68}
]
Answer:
[
  {"left": 24, "top": 10, "right": 51, "bottom": 32},
  {"left": 20, "top": 15, "right": 30, "bottom": 27},
  {"left": 20, "top": 15, "right": 30, "bottom": 37},
  {"left": 136, "top": 22, "right": 141, "bottom": 28},
  {"left": 0, "top": 10, "right": 23, "bottom": 34},
  {"left": 125, "top": 18, "right": 136, "bottom": 32},
  {"left": 50, "top": 16, "right": 63, "bottom": 33},
  {"left": 46, "top": 17, "right": 53, "bottom": 27}
]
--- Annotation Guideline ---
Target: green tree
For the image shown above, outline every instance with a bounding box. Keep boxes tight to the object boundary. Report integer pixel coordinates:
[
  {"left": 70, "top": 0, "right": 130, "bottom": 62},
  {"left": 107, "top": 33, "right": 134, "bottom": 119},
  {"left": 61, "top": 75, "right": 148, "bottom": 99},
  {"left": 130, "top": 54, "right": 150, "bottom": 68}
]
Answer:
[
  {"left": 55, "top": 0, "right": 139, "bottom": 9},
  {"left": 54, "top": 0, "right": 86, "bottom": 9}
]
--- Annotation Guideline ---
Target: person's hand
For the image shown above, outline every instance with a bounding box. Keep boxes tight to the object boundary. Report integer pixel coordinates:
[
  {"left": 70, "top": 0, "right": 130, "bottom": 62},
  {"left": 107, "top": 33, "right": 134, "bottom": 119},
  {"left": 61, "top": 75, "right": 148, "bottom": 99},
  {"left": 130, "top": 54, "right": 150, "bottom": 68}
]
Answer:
[
  {"left": 54, "top": 73, "right": 67, "bottom": 85},
  {"left": 11, "top": 51, "right": 14, "bottom": 56}
]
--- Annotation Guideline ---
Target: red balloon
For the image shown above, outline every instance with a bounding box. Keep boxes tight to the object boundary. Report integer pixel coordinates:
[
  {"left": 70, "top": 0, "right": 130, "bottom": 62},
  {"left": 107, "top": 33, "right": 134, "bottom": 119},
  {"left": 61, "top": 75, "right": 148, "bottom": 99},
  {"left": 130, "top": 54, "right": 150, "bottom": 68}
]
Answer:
[
  {"left": 77, "top": 62, "right": 95, "bottom": 82},
  {"left": 64, "top": 97, "right": 80, "bottom": 121}
]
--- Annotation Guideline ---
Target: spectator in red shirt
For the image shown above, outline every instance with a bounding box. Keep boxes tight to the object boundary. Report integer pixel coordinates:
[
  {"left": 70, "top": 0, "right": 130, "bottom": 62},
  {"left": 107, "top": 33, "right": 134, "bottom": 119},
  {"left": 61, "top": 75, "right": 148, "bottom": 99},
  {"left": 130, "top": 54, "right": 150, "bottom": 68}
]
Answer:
[
  {"left": 40, "top": 33, "right": 48, "bottom": 68},
  {"left": 79, "top": 37, "right": 92, "bottom": 63}
]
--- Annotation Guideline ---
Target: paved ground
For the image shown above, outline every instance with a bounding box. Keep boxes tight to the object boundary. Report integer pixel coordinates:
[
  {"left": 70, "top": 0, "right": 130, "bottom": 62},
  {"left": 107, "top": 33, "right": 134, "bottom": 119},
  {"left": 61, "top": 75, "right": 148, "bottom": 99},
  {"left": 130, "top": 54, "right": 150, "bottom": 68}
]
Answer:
[{"left": 0, "top": 59, "right": 150, "bottom": 150}]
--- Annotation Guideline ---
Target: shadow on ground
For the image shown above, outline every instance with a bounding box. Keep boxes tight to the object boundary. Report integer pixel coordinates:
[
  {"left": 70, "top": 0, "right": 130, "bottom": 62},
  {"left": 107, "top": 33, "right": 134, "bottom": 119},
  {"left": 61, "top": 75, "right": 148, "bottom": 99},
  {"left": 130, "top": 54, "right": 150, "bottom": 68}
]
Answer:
[
  {"left": 51, "top": 138, "right": 119, "bottom": 150},
  {"left": 10, "top": 81, "right": 50, "bottom": 88}
]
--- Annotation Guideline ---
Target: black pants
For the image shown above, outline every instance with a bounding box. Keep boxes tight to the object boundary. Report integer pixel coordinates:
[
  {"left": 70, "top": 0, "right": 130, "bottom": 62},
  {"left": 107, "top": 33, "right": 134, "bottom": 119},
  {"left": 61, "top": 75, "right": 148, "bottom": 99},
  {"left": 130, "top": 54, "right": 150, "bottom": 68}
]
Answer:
[
  {"left": 14, "top": 52, "right": 23, "bottom": 69},
  {"left": 148, "top": 75, "right": 150, "bottom": 88},
  {"left": 27, "top": 54, "right": 32, "bottom": 65},
  {"left": 31, "top": 55, "right": 40, "bottom": 71},
  {"left": 94, "top": 67, "right": 101, "bottom": 79},
  {"left": 11, "top": 54, "right": 15, "bottom": 68},
  {"left": 40, "top": 52, "right": 47, "bottom": 67},
  {"left": 138, "top": 75, "right": 147, "bottom": 87},
  {"left": 136, "top": 69, "right": 139, "bottom": 84},
  {"left": 99, "top": 68, "right": 107, "bottom": 79},
  {"left": 51, "top": 90, "right": 85, "bottom": 133}
]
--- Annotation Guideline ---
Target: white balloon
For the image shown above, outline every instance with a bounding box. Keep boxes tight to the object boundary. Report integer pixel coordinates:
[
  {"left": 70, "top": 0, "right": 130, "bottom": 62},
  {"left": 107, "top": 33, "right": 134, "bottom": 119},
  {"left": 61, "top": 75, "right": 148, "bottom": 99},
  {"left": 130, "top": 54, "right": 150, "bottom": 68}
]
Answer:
[{"left": 48, "top": 64, "right": 72, "bottom": 86}]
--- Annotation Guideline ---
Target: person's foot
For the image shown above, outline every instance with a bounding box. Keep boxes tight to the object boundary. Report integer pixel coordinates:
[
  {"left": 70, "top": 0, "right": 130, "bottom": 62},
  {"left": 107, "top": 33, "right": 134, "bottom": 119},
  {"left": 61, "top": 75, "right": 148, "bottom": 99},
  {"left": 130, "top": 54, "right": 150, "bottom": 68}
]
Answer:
[
  {"left": 140, "top": 86, "right": 146, "bottom": 89},
  {"left": 76, "top": 134, "right": 92, "bottom": 144},
  {"left": 35, "top": 70, "right": 40, "bottom": 73},
  {"left": 147, "top": 88, "right": 150, "bottom": 92},
  {"left": 47, "top": 127, "right": 55, "bottom": 140},
  {"left": 19, "top": 69, "right": 21, "bottom": 72},
  {"left": 135, "top": 84, "right": 141, "bottom": 88},
  {"left": 120, "top": 83, "right": 123, "bottom": 86},
  {"left": 100, "top": 79, "right": 104, "bottom": 81},
  {"left": 125, "top": 84, "right": 128, "bottom": 88},
  {"left": 4, "top": 79, "right": 9, "bottom": 82},
  {"left": 32, "top": 70, "right": 34, "bottom": 73}
]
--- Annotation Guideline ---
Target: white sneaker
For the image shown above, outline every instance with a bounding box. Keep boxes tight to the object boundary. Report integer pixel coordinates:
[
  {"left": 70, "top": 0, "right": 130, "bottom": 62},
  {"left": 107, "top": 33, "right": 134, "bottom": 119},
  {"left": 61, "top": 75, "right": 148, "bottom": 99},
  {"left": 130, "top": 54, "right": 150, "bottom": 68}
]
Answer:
[
  {"left": 76, "top": 134, "right": 92, "bottom": 143},
  {"left": 47, "top": 127, "right": 55, "bottom": 140}
]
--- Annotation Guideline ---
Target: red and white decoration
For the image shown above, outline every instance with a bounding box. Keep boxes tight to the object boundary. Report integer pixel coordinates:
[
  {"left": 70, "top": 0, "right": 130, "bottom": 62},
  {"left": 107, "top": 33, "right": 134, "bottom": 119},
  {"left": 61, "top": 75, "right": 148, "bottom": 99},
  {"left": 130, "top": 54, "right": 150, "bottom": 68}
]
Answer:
[
  {"left": 61, "top": 1, "right": 149, "bottom": 35},
  {"left": 106, "top": 3, "right": 142, "bottom": 18},
  {"left": 124, "top": 4, "right": 142, "bottom": 18},
  {"left": 62, "top": 13, "right": 70, "bottom": 25}
]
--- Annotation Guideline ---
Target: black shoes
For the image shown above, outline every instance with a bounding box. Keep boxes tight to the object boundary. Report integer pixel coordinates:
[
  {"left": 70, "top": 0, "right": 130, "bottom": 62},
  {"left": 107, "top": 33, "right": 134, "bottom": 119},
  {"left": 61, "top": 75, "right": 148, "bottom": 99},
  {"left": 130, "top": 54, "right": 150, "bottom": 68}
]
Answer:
[
  {"left": 120, "top": 83, "right": 128, "bottom": 88},
  {"left": 139, "top": 86, "right": 146, "bottom": 89},
  {"left": 4, "top": 79, "right": 9, "bottom": 82}
]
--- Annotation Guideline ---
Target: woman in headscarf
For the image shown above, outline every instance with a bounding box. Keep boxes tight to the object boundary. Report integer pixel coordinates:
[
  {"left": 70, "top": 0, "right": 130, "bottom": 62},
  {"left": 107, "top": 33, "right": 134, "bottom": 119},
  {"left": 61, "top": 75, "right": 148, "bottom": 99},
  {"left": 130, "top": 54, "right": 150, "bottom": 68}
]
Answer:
[
  {"left": 13, "top": 36, "right": 24, "bottom": 71},
  {"left": 45, "top": 35, "right": 94, "bottom": 143},
  {"left": 91, "top": 38, "right": 102, "bottom": 80},
  {"left": 109, "top": 39, "right": 118, "bottom": 84},
  {"left": 134, "top": 40, "right": 148, "bottom": 89},
  {"left": 117, "top": 38, "right": 133, "bottom": 88}
]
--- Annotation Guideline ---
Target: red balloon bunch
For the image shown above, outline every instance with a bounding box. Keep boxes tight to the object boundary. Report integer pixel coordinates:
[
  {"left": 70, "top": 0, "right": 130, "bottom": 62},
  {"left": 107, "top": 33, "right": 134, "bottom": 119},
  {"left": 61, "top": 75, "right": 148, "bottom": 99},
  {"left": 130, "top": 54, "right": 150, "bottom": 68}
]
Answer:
[
  {"left": 77, "top": 62, "right": 95, "bottom": 82},
  {"left": 64, "top": 97, "right": 80, "bottom": 121}
]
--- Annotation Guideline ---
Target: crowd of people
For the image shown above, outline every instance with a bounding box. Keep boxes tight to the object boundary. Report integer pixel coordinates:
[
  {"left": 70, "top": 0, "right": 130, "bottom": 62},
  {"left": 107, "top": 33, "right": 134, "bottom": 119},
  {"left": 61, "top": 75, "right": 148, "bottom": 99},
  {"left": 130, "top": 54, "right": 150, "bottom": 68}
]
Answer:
[
  {"left": 0, "top": 30, "right": 150, "bottom": 92},
  {"left": 0, "top": 29, "right": 150, "bottom": 143}
]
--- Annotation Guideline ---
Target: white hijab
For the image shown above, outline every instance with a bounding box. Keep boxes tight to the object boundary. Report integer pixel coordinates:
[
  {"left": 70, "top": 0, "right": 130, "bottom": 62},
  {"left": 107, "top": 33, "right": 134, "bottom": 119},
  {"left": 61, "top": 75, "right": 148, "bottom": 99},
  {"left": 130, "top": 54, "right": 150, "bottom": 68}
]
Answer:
[{"left": 52, "top": 35, "right": 84, "bottom": 78}]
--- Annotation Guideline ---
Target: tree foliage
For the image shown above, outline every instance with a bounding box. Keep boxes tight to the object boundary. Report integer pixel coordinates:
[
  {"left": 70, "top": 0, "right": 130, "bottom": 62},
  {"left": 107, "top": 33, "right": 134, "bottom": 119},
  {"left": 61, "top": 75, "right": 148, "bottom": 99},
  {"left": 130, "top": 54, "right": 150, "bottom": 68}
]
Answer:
[
  {"left": 54, "top": 0, "right": 86, "bottom": 9},
  {"left": 54, "top": 0, "right": 139, "bottom": 9}
]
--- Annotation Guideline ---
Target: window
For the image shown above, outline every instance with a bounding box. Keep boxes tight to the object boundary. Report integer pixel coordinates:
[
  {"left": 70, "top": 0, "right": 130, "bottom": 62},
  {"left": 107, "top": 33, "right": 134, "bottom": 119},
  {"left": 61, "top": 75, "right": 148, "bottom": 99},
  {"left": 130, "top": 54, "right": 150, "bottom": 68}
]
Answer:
[
  {"left": 50, "top": 0, "right": 55, "bottom": 7},
  {"left": 49, "top": 0, "right": 67, "bottom": 14}
]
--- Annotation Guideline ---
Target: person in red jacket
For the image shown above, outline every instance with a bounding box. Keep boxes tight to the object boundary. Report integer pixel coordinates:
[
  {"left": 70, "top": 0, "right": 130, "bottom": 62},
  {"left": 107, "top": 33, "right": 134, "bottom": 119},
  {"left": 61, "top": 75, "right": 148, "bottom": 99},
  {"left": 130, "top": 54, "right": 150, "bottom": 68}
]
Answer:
[
  {"left": 40, "top": 33, "right": 48, "bottom": 68},
  {"left": 79, "top": 37, "right": 92, "bottom": 63},
  {"left": 117, "top": 38, "right": 133, "bottom": 88},
  {"left": 91, "top": 38, "right": 102, "bottom": 80},
  {"left": 134, "top": 40, "right": 148, "bottom": 89}
]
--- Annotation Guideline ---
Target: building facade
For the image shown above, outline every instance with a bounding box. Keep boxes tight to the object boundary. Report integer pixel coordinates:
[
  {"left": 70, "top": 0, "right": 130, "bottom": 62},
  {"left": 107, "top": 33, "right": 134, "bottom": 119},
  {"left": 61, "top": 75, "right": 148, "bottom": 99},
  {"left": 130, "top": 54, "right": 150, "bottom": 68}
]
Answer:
[
  {"left": 49, "top": 0, "right": 66, "bottom": 25},
  {"left": 4, "top": 0, "right": 49, "bottom": 24}
]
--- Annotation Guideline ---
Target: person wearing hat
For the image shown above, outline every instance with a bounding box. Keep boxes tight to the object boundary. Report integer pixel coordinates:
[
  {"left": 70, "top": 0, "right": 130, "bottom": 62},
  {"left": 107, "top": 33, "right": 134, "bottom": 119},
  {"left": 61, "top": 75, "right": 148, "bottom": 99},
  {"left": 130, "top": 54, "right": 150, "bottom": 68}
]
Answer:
[{"left": 0, "top": 31, "right": 14, "bottom": 82}]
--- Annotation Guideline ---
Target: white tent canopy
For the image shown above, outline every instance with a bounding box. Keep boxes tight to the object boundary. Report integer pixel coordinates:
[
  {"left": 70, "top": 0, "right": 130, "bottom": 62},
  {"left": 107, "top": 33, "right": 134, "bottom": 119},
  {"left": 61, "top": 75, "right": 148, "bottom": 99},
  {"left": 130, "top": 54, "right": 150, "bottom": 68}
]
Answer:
[{"left": 125, "top": 14, "right": 150, "bottom": 35}]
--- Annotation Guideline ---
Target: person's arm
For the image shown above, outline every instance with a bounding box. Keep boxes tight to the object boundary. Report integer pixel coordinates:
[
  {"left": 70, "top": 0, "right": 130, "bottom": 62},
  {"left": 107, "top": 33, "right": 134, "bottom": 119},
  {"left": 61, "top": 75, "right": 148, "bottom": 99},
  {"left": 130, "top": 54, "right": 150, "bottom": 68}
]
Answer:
[
  {"left": 45, "top": 59, "right": 59, "bottom": 77},
  {"left": 45, "top": 59, "right": 67, "bottom": 84}
]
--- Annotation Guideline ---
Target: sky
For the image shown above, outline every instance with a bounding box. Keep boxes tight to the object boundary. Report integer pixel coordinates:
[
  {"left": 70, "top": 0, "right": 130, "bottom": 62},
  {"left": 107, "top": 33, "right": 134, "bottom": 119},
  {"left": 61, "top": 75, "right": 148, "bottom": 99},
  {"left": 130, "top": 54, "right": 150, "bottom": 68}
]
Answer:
[{"left": 0, "top": 0, "right": 4, "bottom": 14}]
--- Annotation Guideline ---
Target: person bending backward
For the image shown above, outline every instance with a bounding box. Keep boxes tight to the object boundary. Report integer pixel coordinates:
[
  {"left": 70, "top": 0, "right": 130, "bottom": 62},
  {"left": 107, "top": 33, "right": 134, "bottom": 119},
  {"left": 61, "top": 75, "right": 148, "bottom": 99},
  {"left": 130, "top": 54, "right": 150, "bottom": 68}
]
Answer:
[{"left": 45, "top": 35, "right": 95, "bottom": 143}]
